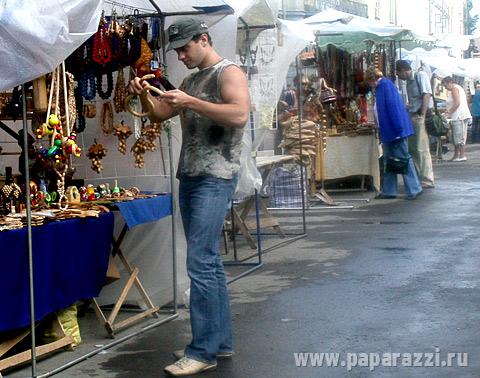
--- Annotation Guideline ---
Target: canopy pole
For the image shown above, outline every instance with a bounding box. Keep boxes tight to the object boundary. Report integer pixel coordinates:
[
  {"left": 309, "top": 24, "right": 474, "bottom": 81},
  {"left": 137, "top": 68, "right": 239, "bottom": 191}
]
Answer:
[{"left": 22, "top": 84, "right": 36, "bottom": 377}]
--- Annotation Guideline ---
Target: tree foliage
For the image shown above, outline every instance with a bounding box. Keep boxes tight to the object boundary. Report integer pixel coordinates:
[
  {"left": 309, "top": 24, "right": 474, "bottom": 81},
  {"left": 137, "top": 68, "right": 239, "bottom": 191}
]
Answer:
[{"left": 465, "top": 0, "right": 478, "bottom": 34}]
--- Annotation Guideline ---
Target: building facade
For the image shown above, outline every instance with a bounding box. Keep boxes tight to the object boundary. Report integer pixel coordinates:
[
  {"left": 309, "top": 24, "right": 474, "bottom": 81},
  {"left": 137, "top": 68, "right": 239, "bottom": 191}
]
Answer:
[{"left": 279, "top": 0, "right": 467, "bottom": 39}]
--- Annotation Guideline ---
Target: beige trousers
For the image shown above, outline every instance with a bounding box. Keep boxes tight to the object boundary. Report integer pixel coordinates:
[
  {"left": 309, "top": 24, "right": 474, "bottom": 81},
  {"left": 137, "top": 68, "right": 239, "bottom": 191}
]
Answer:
[{"left": 408, "top": 114, "right": 434, "bottom": 185}]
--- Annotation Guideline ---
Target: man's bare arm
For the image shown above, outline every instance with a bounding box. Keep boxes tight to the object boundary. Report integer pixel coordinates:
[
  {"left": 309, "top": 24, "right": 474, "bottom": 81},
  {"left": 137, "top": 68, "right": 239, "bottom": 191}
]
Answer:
[
  {"left": 159, "top": 65, "right": 250, "bottom": 128},
  {"left": 421, "top": 93, "right": 431, "bottom": 116}
]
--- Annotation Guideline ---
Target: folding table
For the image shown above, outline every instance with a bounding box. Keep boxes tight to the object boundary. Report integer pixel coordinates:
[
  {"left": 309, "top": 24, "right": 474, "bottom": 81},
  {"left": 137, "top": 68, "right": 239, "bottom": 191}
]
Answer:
[{"left": 92, "top": 194, "right": 173, "bottom": 337}]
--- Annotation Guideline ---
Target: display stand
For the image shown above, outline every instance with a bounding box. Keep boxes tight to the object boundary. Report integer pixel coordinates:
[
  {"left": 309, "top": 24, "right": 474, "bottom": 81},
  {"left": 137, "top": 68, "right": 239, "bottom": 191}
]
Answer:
[
  {"left": 294, "top": 52, "right": 375, "bottom": 209},
  {"left": 92, "top": 195, "right": 174, "bottom": 337}
]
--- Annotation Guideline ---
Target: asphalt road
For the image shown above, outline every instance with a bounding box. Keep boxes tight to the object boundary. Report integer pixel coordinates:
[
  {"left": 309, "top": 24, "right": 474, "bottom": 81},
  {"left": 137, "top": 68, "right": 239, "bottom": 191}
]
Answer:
[{"left": 9, "top": 145, "right": 480, "bottom": 378}]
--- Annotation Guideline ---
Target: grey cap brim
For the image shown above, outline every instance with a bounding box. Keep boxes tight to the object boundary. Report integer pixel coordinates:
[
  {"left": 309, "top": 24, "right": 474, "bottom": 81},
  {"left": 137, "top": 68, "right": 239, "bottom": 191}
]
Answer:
[{"left": 166, "top": 36, "right": 193, "bottom": 51}]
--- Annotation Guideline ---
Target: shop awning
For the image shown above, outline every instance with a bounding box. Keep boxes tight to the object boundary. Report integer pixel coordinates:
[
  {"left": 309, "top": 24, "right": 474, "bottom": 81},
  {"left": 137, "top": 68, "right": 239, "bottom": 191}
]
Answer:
[
  {"left": 402, "top": 48, "right": 480, "bottom": 80},
  {"left": 302, "top": 8, "right": 436, "bottom": 53}
]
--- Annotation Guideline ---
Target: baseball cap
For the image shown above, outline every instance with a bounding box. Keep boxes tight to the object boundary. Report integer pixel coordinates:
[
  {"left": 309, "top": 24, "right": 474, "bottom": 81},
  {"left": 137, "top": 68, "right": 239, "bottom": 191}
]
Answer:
[{"left": 166, "top": 18, "right": 209, "bottom": 51}]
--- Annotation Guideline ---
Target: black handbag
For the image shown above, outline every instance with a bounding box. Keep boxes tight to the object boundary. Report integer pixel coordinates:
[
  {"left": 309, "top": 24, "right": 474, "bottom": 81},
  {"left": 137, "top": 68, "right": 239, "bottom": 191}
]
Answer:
[{"left": 385, "top": 156, "right": 409, "bottom": 174}]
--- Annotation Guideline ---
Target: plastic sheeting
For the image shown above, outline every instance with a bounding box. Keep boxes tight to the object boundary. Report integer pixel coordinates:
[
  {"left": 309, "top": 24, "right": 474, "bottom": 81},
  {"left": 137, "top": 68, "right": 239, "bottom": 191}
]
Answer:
[
  {"left": 0, "top": 0, "right": 104, "bottom": 91},
  {"left": 235, "top": 129, "right": 262, "bottom": 198}
]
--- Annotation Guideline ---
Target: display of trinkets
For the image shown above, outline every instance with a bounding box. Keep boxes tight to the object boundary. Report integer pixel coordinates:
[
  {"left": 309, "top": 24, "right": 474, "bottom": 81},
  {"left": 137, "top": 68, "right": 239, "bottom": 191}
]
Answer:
[
  {"left": 0, "top": 167, "right": 22, "bottom": 215},
  {"left": 131, "top": 136, "right": 155, "bottom": 168},
  {"left": 87, "top": 141, "right": 107, "bottom": 173},
  {"left": 113, "top": 120, "right": 132, "bottom": 154}
]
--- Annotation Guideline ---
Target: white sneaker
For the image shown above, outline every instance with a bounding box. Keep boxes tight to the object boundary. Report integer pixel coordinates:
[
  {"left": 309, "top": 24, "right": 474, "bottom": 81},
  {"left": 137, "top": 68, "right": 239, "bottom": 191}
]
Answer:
[
  {"left": 164, "top": 357, "right": 217, "bottom": 376},
  {"left": 173, "top": 349, "right": 234, "bottom": 360}
]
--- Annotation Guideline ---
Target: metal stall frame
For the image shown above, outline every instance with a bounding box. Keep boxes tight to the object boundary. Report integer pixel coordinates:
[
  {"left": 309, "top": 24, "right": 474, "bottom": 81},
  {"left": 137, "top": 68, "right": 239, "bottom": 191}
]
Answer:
[
  {"left": 224, "top": 20, "right": 307, "bottom": 279},
  {"left": 11, "top": 0, "right": 216, "bottom": 374}
]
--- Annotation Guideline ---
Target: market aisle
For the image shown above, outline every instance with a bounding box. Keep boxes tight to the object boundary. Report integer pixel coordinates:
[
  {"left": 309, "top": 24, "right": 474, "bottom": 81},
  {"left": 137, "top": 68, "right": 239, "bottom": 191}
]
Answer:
[{"left": 11, "top": 145, "right": 480, "bottom": 378}]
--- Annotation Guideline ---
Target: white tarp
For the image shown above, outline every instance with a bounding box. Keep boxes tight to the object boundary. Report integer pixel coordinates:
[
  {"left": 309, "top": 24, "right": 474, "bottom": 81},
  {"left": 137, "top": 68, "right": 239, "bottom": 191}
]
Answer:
[
  {"left": 402, "top": 48, "right": 480, "bottom": 80},
  {"left": 0, "top": 0, "right": 104, "bottom": 91},
  {"left": 102, "top": 0, "right": 233, "bottom": 14}
]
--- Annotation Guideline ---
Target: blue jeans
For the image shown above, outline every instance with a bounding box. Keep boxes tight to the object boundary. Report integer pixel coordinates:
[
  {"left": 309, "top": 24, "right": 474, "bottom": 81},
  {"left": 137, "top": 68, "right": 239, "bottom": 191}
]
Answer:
[
  {"left": 179, "top": 174, "right": 238, "bottom": 364},
  {"left": 382, "top": 138, "right": 422, "bottom": 197}
]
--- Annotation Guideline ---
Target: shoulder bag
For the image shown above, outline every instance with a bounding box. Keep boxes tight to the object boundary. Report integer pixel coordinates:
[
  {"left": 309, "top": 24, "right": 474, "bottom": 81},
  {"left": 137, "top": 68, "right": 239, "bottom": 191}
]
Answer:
[{"left": 415, "top": 74, "right": 449, "bottom": 137}]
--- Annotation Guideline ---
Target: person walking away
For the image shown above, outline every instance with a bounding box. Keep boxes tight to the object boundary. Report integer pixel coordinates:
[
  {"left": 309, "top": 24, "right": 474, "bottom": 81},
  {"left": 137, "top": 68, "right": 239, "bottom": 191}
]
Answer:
[
  {"left": 395, "top": 60, "right": 435, "bottom": 189},
  {"left": 469, "top": 82, "right": 480, "bottom": 143},
  {"left": 441, "top": 76, "right": 472, "bottom": 161},
  {"left": 366, "top": 67, "right": 423, "bottom": 200},
  {"left": 128, "top": 18, "right": 250, "bottom": 376}
]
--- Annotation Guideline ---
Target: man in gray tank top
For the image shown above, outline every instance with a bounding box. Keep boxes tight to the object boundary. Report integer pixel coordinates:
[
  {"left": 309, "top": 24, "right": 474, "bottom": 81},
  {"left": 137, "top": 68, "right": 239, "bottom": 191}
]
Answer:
[{"left": 129, "top": 17, "right": 250, "bottom": 376}]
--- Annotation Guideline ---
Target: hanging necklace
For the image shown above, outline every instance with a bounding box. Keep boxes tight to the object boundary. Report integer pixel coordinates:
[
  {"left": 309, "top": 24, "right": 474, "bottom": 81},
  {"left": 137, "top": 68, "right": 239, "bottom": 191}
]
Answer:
[
  {"left": 96, "top": 71, "right": 114, "bottom": 100},
  {"left": 66, "top": 72, "right": 77, "bottom": 127},
  {"left": 74, "top": 82, "right": 85, "bottom": 132},
  {"left": 80, "top": 72, "right": 96, "bottom": 100},
  {"left": 92, "top": 15, "right": 112, "bottom": 65},
  {"left": 113, "top": 68, "right": 127, "bottom": 113}
]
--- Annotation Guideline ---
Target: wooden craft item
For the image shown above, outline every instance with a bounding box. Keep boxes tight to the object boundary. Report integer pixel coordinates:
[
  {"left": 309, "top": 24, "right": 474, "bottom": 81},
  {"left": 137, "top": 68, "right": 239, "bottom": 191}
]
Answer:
[
  {"left": 87, "top": 142, "right": 107, "bottom": 173},
  {"left": 65, "top": 186, "right": 81, "bottom": 203},
  {"left": 124, "top": 74, "right": 164, "bottom": 117},
  {"left": 113, "top": 121, "right": 133, "bottom": 154},
  {"left": 33, "top": 76, "right": 48, "bottom": 112}
]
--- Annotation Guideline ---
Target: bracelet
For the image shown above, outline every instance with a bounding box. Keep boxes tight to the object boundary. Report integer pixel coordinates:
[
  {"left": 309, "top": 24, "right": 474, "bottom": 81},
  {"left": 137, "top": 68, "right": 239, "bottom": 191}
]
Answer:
[{"left": 100, "top": 102, "right": 114, "bottom": 135}]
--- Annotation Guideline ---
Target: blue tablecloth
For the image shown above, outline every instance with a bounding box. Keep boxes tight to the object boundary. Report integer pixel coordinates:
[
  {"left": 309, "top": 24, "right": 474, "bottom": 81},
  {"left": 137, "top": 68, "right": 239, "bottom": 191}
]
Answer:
[
  {"left": 115, "top": 194, "right": 172, "bottom": 228},
  {"left": 0, "top": 212, "right": 114, "bottom": 332}
]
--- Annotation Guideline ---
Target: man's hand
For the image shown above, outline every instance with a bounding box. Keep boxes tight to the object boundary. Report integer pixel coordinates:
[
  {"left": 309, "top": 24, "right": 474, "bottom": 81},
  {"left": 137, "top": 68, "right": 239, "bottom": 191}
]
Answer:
[
  {"left": 128, "top": 76, "right": 150, "bottom": 95},
  {"left": 126, "top": 76, "right": 178, "bottom": 122},
  {"left": 160, "top": 89, "right": 192, "bottom": 111}
]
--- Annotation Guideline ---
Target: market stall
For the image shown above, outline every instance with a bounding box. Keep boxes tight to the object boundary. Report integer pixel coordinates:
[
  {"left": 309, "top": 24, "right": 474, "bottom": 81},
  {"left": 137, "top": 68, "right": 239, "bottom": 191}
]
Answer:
[
  {"left": 0, "top": 0, "right": 238, "bottom": 375},
  {"left": 275, "top": 9, "right": 437, "bottom": 197}
]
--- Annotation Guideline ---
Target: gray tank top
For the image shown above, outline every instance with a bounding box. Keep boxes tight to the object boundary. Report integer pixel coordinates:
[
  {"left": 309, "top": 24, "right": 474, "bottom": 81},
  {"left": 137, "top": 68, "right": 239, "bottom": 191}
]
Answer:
[{"left": 177, "top": 59, "right": 244, "bottom": 180}]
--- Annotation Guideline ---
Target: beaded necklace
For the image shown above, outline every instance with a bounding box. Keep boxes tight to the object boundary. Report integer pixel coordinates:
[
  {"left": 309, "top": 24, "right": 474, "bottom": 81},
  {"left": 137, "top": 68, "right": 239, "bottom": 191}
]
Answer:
[
  {"left": 80, "top": 72, "right": 96, "bottom": 101},
  {"left": 74, "top": 83, "right": 85, "bottom": 132},
  {"left": 113, "top": 68, "right": 126, "bottom": 113},
  {"left": 92, "top": 17, "right": 112, "bottom": 65},
  {"left": 96, "top": 71, "right": 114, "bottom": 100},
  {"left": 121, "top": 28, "right": 142, "bottom": 67}
]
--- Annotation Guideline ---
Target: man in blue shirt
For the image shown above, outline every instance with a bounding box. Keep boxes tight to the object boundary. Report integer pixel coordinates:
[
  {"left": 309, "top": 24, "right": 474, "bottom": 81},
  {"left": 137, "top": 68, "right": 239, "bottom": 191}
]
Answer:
[{"left": 470, "top": 82, "right": 480, "bottom": 143}]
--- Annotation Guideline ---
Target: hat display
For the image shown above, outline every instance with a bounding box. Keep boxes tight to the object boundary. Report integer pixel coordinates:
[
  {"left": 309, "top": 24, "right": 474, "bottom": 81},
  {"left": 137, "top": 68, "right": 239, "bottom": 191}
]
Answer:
[{"left": 166, "top": 18, "right": 208, "bottom": 51}]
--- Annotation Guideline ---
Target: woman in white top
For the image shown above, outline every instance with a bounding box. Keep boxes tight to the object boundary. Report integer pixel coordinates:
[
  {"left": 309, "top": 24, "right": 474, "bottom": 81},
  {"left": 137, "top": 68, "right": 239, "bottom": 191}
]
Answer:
[{"left": 441, "top": 76, "right": 472, "bottom": 161}]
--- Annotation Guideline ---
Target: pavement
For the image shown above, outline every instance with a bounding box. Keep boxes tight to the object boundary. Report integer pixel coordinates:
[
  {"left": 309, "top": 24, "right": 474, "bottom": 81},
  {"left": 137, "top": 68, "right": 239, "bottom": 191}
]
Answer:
[{"left": 7, "top": 143, "right": 480, "bottom": 378}]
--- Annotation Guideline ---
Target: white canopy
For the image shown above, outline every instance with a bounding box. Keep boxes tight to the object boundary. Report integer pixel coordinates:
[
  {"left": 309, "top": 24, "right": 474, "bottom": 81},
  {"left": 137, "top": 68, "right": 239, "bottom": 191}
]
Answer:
[
  {"left": 228, "top": 0, "right": 278, "bottom": 29},
  {"left": 302, "top": 8, "right": 436, "bottom": 53},
  {"left": 402, "top": 48, "right": 480, "bottom": 80},
  {"left": 101, "top": 0, "right": 233, "bottom": 15}
]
